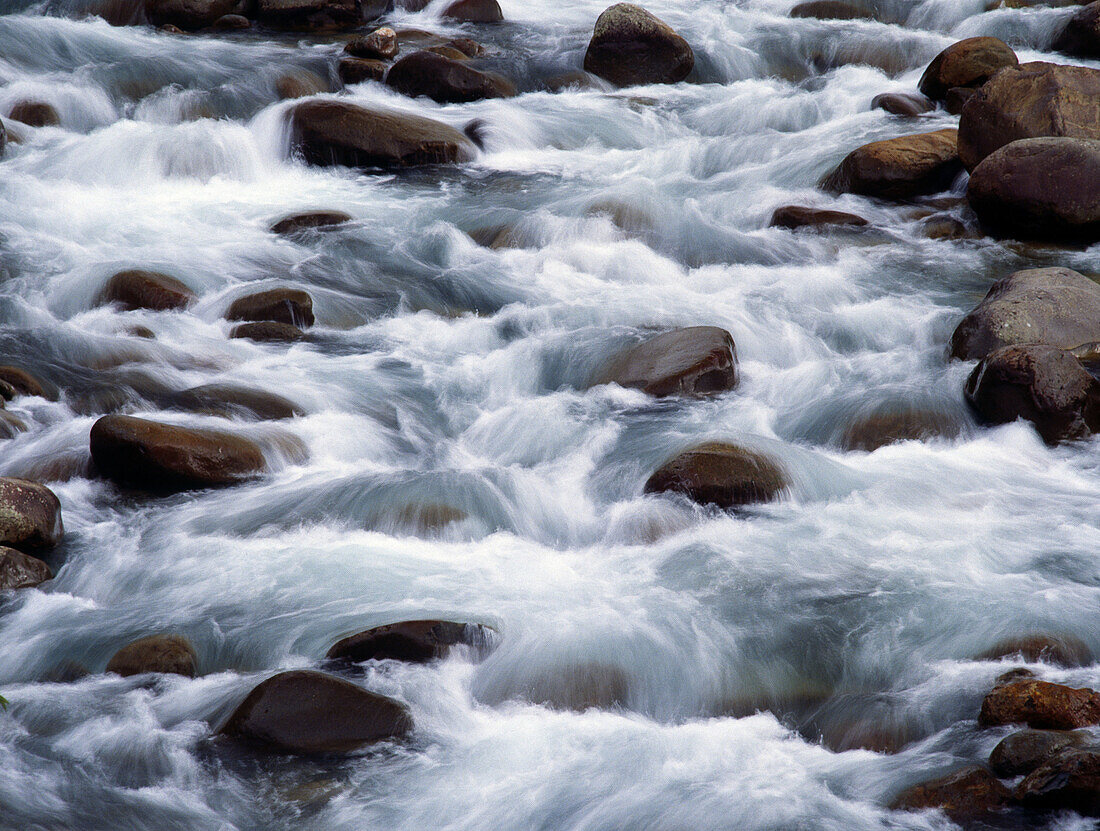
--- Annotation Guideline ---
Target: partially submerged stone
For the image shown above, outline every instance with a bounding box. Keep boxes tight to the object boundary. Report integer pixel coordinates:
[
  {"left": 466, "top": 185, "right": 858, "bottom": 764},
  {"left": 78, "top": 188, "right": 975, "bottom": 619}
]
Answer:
[
  {"left": 979, "top": 679, "right": 1100, "bottom": 729},
  {"left": 979, "top": 633, "right": 1094, "bottom": 668},
  {"left": 990, "top": 729, "right": 1088, "bottom": 777},
  {"left": 0, "top": 547, "right": 52, "bottom": 591},
  {"left": 8, "top": 101, "right": 60, "bottom": 128},
  {"left": 270, "top": 211, "right": 352, "bottom": 235},
  {"left": 385, "top": 51, "right": 515, "bottom": 104},
  {"left": 226, "top": 288, "right": 314, "bottom": 328},
  {"left": 230, "top": 322, "right": 305, "bottom": 342},
  {"left": 871, "top": 92, "right": 934, "bottom": 117},
  {"left": 144, "top": 0, "right": 239, "bottom": 30},
  {"left": 644, "top": 442, "right": 787, "bottom": 508},
  {"left": 891, "top": 766, "right": 1013, "bottom": 821},
  {"left": 344, "top": 27, "right": 399, "bottom": 60},
  {"left": 0, "top": 478, "right": 63, "bottom": 552},
  {"left": 326, "top": 620, "right": 494, "bottom": 663},
  {"left": 820, "top": 129, "right": 961, "bottom": 200},
  {"left": 171, "top": 384, "right": 304, "bottom": 421},
  {"left": 1015, "top": 749, "right": 1100, "bottom": 816},
  {"left": 769, "top": 205, "right": 868, "bottom": 230},
  {"left": 790, "top": 0, "right": 875, "bottom": 18},
  {"left": 918, "top": 37, "right": 1018, "bottom": 101},
  {"left": 106, "top": 634, "right": 197, "bottom": 678},
  {"left": 442, "top": 0, "right": 502, "bottom": 22},
  {"left": 583, "top": 4, "right": 694, "bottom": 87},
  {"left": 598, "top": 326, "right": 738, "bottom": 397},
  {"left": 100, "top": 270, "right": 195, "bottom": 312}
]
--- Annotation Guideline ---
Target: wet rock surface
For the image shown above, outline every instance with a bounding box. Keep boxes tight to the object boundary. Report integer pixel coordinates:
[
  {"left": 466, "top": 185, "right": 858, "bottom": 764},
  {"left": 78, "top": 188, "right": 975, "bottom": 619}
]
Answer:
[
  {"left": 105, "top": 634, "right": 197, "bottom": 677},
  {"left": 644, "top": 442, "right": 787, "bottom": 508},
  {"left": 979, "top": 680, "right": 1100, "bottom": 729},
  {"left": 326, "top": 620, "right": 494, "bottom": 663},
  {"left": 820, "top": 129, "right": 961, "bottom": 199},
  {"left": 583, "top": 3, "right": 694, "bottom": 87},
  {"left": 598, "top": 326, "right": 738, "bottom": 397}
]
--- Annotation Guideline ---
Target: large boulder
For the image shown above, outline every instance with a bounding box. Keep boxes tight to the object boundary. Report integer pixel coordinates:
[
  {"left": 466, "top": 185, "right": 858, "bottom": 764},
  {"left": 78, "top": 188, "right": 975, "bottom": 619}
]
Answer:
[
  {"left": 144, "top": 0, "right": 240, "bottom": 30},
  {"left": 979, "top": 679, "right": 1100, "bottom": 729},
  {"left": 990, "top": 729, "right": 1088, "bottom": 777},
  {"left": 255, "top": 0, "right": 360, "bottom": 30},
  {"left": 171, "top": 384, "right": 304, "bottom": 421},
  {"left": 597, "top": 326, "right": 738, "bottom": 397},
  {"left": 644, "top": 442, "right": 787, "bottom": 508},
  {"left": 442, "top": 0, "right": 503, "bottom": 22},
  {"left": 1053, "top": 1, "right": 1100, "bottom": 59},
  {"left": 225, "top": 288, "right": 314, "bottom": 328},
  {"left": 583, "top": 4, "right": 694, "bottom": 87},
  {"left": 219, "top": 670, "right": 413, "bottom": 754},
  {"left": 385, "top": 51, "right": 515, "bottom": 104},
  {"left": 918, "top": 37, "right": 1018, "bottom": 101},
  {"left": 288, "top": 100, "right": 476, "bottom": 171},
  {"left": 957, "top": 62, "right": 1100, "bottom": 170},
  {"left": 89, "top": 415, "right": 266, "bottom": 493},
  {"left": 100, "top": 270, "right": 195, "bottom": 312},
  {"left": 769, "top": 205, "right": 868, "bottom": 229},
  {"left": 325, "top": 620, "right": 494, "bottom": 663},
  {"left": 966, "top": 137, "right": 1100, "bottom": 242},
  {"left": 820, "top": 129, "right": 961, "bottom": 199},
  {"left": 964, "top": 344, "right": 1100, "bottom": 443},
  {"left": 0, "top": 478, "right": 63, "bottom": 552},
  {"left": 950, "top": 268, "right": 1100, "bottom": 361},
  {"left": 890, "top": 767, "right": 1013, "bottom": 822},
  {"left": 1015, "top": 749, "right": 1100, "bottom": 816},
  {"left": 0, "top": 547, "right": 52, "bottom": 591},
  {"left": 106, "top": 635, "right": 197, "bottom": 678}
]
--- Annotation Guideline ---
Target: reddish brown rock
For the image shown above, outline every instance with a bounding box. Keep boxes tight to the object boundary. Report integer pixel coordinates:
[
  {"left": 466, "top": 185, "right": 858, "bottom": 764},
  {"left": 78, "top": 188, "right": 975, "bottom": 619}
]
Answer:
[
  {"left": 769, "top": 205, "right": 868, "bottom": 230},
  {"left": 979, "top": 679, "right": 1100, "bottom": 729},
  {"left": 106, "top": 634, "right": 197, "bottom": 678},
  {"left": 945, "top": 86, "right": 976, "bottom": 115},
  {"left": 270, "top": 211, "right": 351, "bottom": 235},
  {"left": 820, "top": 129, "right": 961, "bottom": 199},
  {"left": 345, "top": 27, "right": 399, "bottom": 60},
  {"left": 338, "top": 58, "right": 388, "bottom": 85},
  {"left": 230, "top": 322, "right": 305, "bottom": 342},
  {"left": 385, "top": 51, "right": 515, "bottom": 104},
  {"left": 274, "top": 71, "right": 330, "bottom": 100},
  {"left": 442, "top": 0, "right": 502, "bottom": 22},
  {"left": 0, "top": 478, "right": 63, "bottom": 552},
  {"left": 211, "top": 12, "right": 249, "bottom": 29},
  {"left": 790, "top": 0, "right": 874, "bottom": 18},
  {"left": 326, "top": 620, "right": 494, "bottom": 663},
  {"left": 583, "top": 4, "right": 694, "bottom": 87},
  {"left": 891, "top": 767, "right": 1013, "bottom": 821},
  {"left": 145, "top": 0, "right": 239, "bottom": 30},
  {"left": 918, "top": 37, "right": 1018, "bottom": 101},
  {"left": 841, "top": 408, "right": 959, "bottom": 450},
  {"left": 598, "top": 326, "right": 738, "bottom": 397},
  {"left": 100, "top": 270, "right": 195, "bottom": 312},
  {"left": 0, "top": 547, "right": 52, "bottom": 591},
  {"left": 255, "top": 0, "right": 359, "bottom": 31},
  {"left": 1015, "top": 749, "right": 1100, "bottom": 816},
  {"left": 225, "top": 288, "right": 314, "bottom": 327},
  {"left": 980, "top": 633, "right": 1094, "bottom": 668},
  {"left": 644, "top": 442, "right": 787, "bottom": 508},
  {"left": 1053, "top": 1, "right": 1100, "bottom": 59},
  {"left": 0, "top": 367, "right": 45, "bottom": 399},
  {"left": 8, "top": 101, "right": 60, "bottom": 128},
  {"left": 990, "top": 729, "right": 1088, "bottom": 777},
  {"left": 871, "top": 92, "right": 934, "bottom": 117},
  {"left": 171, "top": 384, "right": 304, "bottom": 421}
]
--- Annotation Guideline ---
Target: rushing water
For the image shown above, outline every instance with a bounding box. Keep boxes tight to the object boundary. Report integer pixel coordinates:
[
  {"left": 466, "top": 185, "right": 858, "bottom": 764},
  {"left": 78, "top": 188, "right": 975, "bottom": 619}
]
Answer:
[{"left": 0, "top": 0, "right": 1099, "bottom": 828}]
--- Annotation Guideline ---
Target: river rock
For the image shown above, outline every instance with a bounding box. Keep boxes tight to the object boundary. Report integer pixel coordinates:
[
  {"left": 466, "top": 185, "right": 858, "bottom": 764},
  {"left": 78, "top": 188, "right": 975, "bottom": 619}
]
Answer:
[
  {"left": 100, "top": 269, "right": 196, "bottom": 312},
  {"left": 144, "top": 0, "right": 239, "bottom": 30},
  {"left": 990, "top": 729, "right": 1088, "bottom": 776},
  {"left": 820, "top": 129, "right": 961, "bottom": 199},
  {"left": 211, "top": 12, "right": 249, "bottom": 28},
  {"left": 790, "top": 0, "right": 875, "bottom": 18},
  {"left": 442, "top": 0, "right": 502, "bottom": 22},
  {"left": 255, "top": 0, "right": 359, "bottom": 30},
  {"left": 769, "top": 205, "right": 868, "bottom": 229},
  {"left": 598, "top": 326, "right": 738, "bottom": 397},
  {"left": 966, "top": 137, "right": 1100, "bottom": 242},
  {"left": 979, "top": 679, "right": 1100, "bottom": 729},
  {"left": 957, "top": 62, "right": 1100, "bottom": 170},
  {"left": 274, "top": 71, "right": 329, "bottom": 100},
  {"left": 89, "top": 415, "right": 266, "bottom": 492},
  {"left": 871, "top": 92, "right": 934, "bottom": 117},
  {"left": 0, "top": 478, "right": 63, "bottom": 552},
  {"left": 965, "top": 343, "right": 1100, "bottom": 443},
  {"left": 345, "top": 27, "right": 399, "bottom": 60},
  {"left": 325, "top": 620, "right": 493, "bottom": 663},
  {"left": 950, "top": 268, "right": 1100, "bottom": 361},
  {"left": 338, "top": 57, "right": 388, "bottom": 85},
  {"left": 386, "top": 51, "right": 515, "bottom": 104},
  {"left": 1054, "top": 1, "right": 1100, "bottom": 58},
  {"left": 1015, "top": 749, "right": 1100, "bottom": 816},
  {"left": 0, "top": 547, "right": 52, "bottom": 591},
  {"left": 270, "top": 210, "right": 351, "bottom": 235},
  {"left": 918, "top": 37, "right": 1018, "bottom": 101},
  {"left": 945, "top": 86, "right": 977, "bottom": 115},
  {"left": 230, "top": 321, "right": 305, "bottom": 342},
  {"left": 289, "top": 100, "right": 476, "bottom": 170},
  {"left": 644, "top": 442, "right": 787, "bottom": 508},
  {"left": 583, "top": 4, "right": 694, "bottom": 87},
  {"left": 0, "top": 119, "right": 6, "bottom": 158},
  {"left": 891, "top": 766, "right": 1013, "bottom": 821},
  {"left": 8, "top": 101, "right": 60, "bottom": 128},
  {"left": 980, "top": 633, "right": 1094, "bottom": 667},
  {"left": 172, "top": 384, "right": 304, "bottom": 420},
  {"left": 219, "top": 670, "right": 413, "bottom": 754},
  {"left": 105, "top": 634, "right": 197, "bottom": 677},
  {"left": 0, "top": 367, "right": 46, "bottom": 399},
  {"left": 225, "top": 288, "right": 314, "bottom": 327},
  {"left": 841, "top": 407, "right": 959, "bottom": 450}
]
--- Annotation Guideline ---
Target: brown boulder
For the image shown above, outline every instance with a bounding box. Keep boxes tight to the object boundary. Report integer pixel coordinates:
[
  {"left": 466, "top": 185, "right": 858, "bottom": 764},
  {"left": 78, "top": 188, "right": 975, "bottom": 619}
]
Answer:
[
  {"left": 219, "top": 670, "right": 413, "bottom": 754},
  {"left": 144, "top": 0, "right": 239, "bottom": 30},
  {"left": 841, "top": 407, "right": 959, "bottom": 450},
  {"left": 270, "top": 211, "right": 351, "bottom": 235},
  {"left": 790, "top": 0, "right": 874, "bottom": 18},
  {"left": 891, "top": 767, "right": 1013, "bottom": 821},
  {"left": 100, "top": 270, "right": 195, "bottom": 312},
  {"left": 0, "top": 367, "right": 46, "bottom": 399},
  {"left": 211, "top": 12, "right": 249, "bottom": 28},
  {"left": 990, "top": 729, "right": 1088, "bottom": 777},
  {"left": 870, "top": 92, "right": 934, "bottom": 116},
  {"left": 0, "top": 478, "right": 63, "bottom": 552},
  {"left": 288, "top": 100, "right": 476, "bottom": 170},
  {"left": 980, "top": 633, "right": 1094, "bottom": 667},
  {"left": 964, "top": 343, "right": 1100, "bottom": 443},
  {"left": 325, "top": 620, "right": 494, "bottom": 663},
  {"left": 945, "top": 86, "right": 977, "bottom": 115},
  {"left": 0, "top": 547, "right": 52, "bottom": 591},
  {"left": 1053, "top": 1, "right": 1100, "bottom": 59},
  {"left": 598, "top": 326, "right": 738, "bottom": 397},
  {"left": 979, "top": 679, "right": 1100, "bottom": 729},
  {"left": 106, "top": 634, "right": 197, "bottom": 678},
  {"left": 255, "top": 0, "right": 359, "bottom": 30},
  {"left": 820, "top": 129, "right": 961, "bottom": 199},
  {"left": 442, "top": 0, "right": 502, "bottom": 22},
  {"left": 89, "top": 415, "right": 266, "bottom": 492},
  {"left": 345, "top": 27, "right": 399, "bottom": 60},
  {"left": 230, "top": 322, "right": 305, "bottom": 342},
  {"left": 274, "top": 71, "right": 329, "bottom": 100},
  {"left": 644, "top": 442, "right": 787, "bottom": 508},
  {"left": 226, "top": 288, "right": 314, "bottom": 327},
  {"left": 957, "top": 62, "right": 1100, "bottom": 170},
  {"left": 583, "top": 4, "right": 694, "bottom": 87},
  {"left": 385, "top": 51, "right": 515, "bottom": 104},
  {"left": 171, "top": 384, "right": 304, "bottom": 421},
  {"left": 338, "top": 58, "right": 388, "bottom": 85},
  {"left": 769, "top": 205, "right": 868, "bottom": 229},
  {"left": 966, "top": 137, "right": 1100, "bottom": 242},
  {"left": 8, "top": 101, "right": 60, "bottom": 128},
  {"left": 1015, "top": 749, "right": 1100, "bottom": 816},
  {"left": 918, "top": 37, "right": 1018, "bottom": 101}
]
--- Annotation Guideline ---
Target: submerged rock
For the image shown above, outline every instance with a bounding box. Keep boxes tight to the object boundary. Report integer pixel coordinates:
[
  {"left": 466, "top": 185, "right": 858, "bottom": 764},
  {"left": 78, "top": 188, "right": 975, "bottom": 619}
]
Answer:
[
  {"left": 891, "top": 766, "right": 1013, "bottom": 821},
  {"left": 230, "top": 322, "right": 305, "bottom": 342},
  {"left": 598, "top": 326, "right": 738, "bottom": 397},
  {"left": 171, "top": 384, "right": 304, "bottom": 421},
  {"left": 0, "top": 367, "right": 46, "bottom": 399},
  {"left": 274, "top": 71, "right": 330, "bottom": 100},
  {"left": 979, "top": 633, "right": 1094, "bottom": 667},
  {"left": 820, "top": 129, "right": 961, "bottom": 199},
  {"left": 255, "top": 0, "right": 359, "bottom": 30},
  {"left": 325, "top": 620, "right": 494, "bottom": 663},
  {"left": 644, "top": 442, "right": 787, "bottom": 508},
  {"left": 338, "top": 57, "right": 389, "bottom": 85},
  {"left": 386, "top": 51, "right": 515, "bottom": 104},
  {"left": 345, "top": 27, "right": 399, "bottom": 60},
  {"left": 226, "top": 288, "right": 314, "bottom": 328},
  {"left": 769, "top": 205, "right": 868, "bottom": 229},
  {"left": 90, "top": 415, "right": 266, "bottom": 492},
  {"left": 918, "top": 37, "right": 1018, "bottom": 101},
  {"left": 870, "top": 92, "right": 934, "bottom": 117},
  {"left": 106, "top": 634, "right": 197, "bottom": 678},
  {"left": 1053, "top": 1, "right": 1100, "bottom": 59},
  {"left": 583, "top": 3, "right": 694, "bottom": 87},
  {"left": 0, "top": 478, "right": 63, "bottom": 552},
  {"left": 979, "top": 679, "right": 1100, "bottom": 729},
  {"left": 990, "top": 729, "right": 1088, "bottom": 777},
  {"left": 100, "top": 269, "right": 195, "bottom": 312},
  {"left": 8, "top": 101, "right": 60, "bottom": 128},
  {"left": 0, "top": 547, "right": 52, "bottom": 591},
  {"left": 1015, "top": 749, "right": 1100, "bottom": 816},
  {"left": 219, "top": 670, "right": 413, "bottom": 754},
  {"left": 442, "top": 0, "right": 503, "bottom": 22},
  {"left": 841, "top": 407, "right": 959, "bottom": 450},
  {"left": 270, "top": 211, "right": 352, "bottom": 235},
  {"left": 790, "top": 0, "right": 874, "bottom": 18}
]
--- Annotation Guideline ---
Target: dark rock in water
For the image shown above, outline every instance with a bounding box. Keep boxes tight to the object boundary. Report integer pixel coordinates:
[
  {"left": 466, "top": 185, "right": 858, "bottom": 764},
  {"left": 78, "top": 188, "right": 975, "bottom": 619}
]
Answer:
[
  {"left": 468, "top": 224, "right": 521, "bottom": 248},
  {"left": 790, "top": 0, "right": 874, "bottom": 19},
  {"left": 219, "top": 670, "right": 413, "bottom": 754},
  {"left": 950, "top": 267, "right": 1100, "bottom": 361},
  {"left": 345, "top": 27, "right": 399, "bottom": 60},
  {"left": 100, "top": 269, "right": 195, "bottom": 312},
  {"left": 1053, "top": 1, "right": 1100, "bottom": 58},
  {"left": 105, "top": 634, "right": 197, "bottom": 678},
  {"left": 270, "top": 211, "right": 351, "bottom": 235},
  {"left": 211, "top": 12, "right": 249, "bottom": 28},
  {"left": 0, "top": 412, "right": 27, "bottom": 440},
  {"left": 842, "top": 407, "right": 959, "bottom": 450},
  {"left": 386, "top": 51, "right": 515, "bottom": 104},
  {"left": 463, "top": 118, "right": 487, "bottom": 148},
  {"left": 338, "top": 57, "right": 388, "bottom": 85},
  {"left": 919, "top": 213, "right": 969, "bottom": 239},
  {"left": 980, "top": 633, "right": 1094, "bottom": 667},
  {"left": 144, "top": 0, "right": 239, "bottom": 30},
  {"left": 945, "top": 86, "right": 976, "bottom": 115},
  {"left": 289, "top": 100, "right": 476, "bottom": 170},
  {"left": 990, "top": 729, "right": 1088, "bottom": 777},
  {"left": 979, "top": 679, "right": 1100, "bottom": 729},
  {"left": 0, "top": 367, "right": 47, "bottom": 399},
  {"left": 0, "top": 119, "right": 6, "bottom": 158},
  {"left": 918, "top": 37, "right": 1018, "bottom": 101},
  {"left": 583, "top": 3, "right": 694, "bottom": 87},
  {"left": 0, "top": 380, "right": 15, "bottom": 401},
  {"left": 965, "top": 344, "right": 1100, "bottom": 443},
  {"left": 8, "top": 101, "right": 60, "bottom": 128},
  {"left": 447, "top": 37, "right": 484, "bottom": 57},
  {"left": 326, "top": 620, "right": 494, "bottom": 663},
  {"left": 1015, "top": 749, "right": 1100, "bottom": 816},
  {"left": 275, "top": 71, "right": 329, "bottom": 100},
  {"left": 255, "top": 0, "right": 359, "bottom": 31},
  {"left": 543, "top": 71, "right": 599, "bottom": 92},
  {"left": 0, "top": 478, "right": 63, "bottom": 552},
  {"left": 820, "top": 129, "right": 961, "bottom": 199},
  {"left": 230, "top": 321, "right": 306, "bottom": 342},
  {"left": 769, "top": 205, "right": 868, "bottom": 230},
  {"left": 966, "top": 137, "right": 1100, "bottom": 242},
  {"left": 598, "top": 326, "right": 738, "bottom": 398},
  {"left": 0, "top": 547, "right": 52, "bottom": 591},
  {"left": 427, "top": 45, "right": 471, "bottom": 61},
  {"left": 226, "top": 288, "right": 314, "bottom": 327},
  {"left": 90, "top": 414, "right": 266, "bottom": 493},
  {"left": 891, "top": 766, "right": 1013, "bottom": 821},
  {"left": 958, "top": 62, "right": 1100, "bottom": 170},
  {"left": 159, "top": 23, "right": 187, "bottom": 33},
  {"left": 442, "top": 0, "right": 503, "bottom": 22},
  {"left": 172, "top": 384, "right": 304, "bottom": 421},
  {"left": 644, "top": 442, "right": 787, "bottom": 508},
  {"left": 871, "top": 92, "right": 934, "bottom": 117},
  {"left": 521, "top": 662, "right": 629, "bottom": 711}
]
